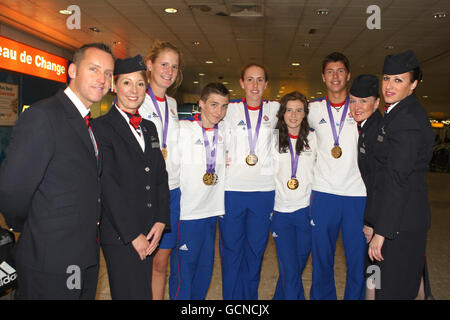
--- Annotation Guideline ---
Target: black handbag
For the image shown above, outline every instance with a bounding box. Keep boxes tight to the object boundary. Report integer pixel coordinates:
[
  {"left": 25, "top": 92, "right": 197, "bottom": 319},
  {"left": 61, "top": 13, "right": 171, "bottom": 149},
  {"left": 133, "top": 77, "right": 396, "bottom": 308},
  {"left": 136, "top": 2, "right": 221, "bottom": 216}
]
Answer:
[{"left": 0, "top": 227, "right": 17, "bottom": 296}]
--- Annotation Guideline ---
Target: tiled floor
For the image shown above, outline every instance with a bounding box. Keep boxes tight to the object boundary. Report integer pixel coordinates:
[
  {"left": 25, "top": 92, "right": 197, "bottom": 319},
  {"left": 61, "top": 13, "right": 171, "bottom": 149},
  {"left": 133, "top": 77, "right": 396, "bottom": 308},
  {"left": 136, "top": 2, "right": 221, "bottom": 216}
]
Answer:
[
  {"left": 2, "top": 172, "right": 449, "bottom": 300},
  {"left": 97, "top": 172, "right": 450, "bottom": 300}
]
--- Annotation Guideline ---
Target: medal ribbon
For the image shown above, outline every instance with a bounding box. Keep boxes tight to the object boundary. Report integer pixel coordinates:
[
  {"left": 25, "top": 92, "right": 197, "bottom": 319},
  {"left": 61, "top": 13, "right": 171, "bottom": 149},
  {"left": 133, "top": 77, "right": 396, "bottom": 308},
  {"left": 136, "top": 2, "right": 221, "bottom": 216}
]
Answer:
[
  {"left": 199, "top": 114, "right": 218, "bottom": 174},
  {"left": 288, "top": 137, "right": 300, "bottom": 179},
  {"left": 326, "top": 95, "right": 350, "bottom": 147},
  {"left": 243, "top": 99, "right": 263, "bottom": 156},
  {"left": 147, "top": 85, "right": 169, "bottom": 149}
]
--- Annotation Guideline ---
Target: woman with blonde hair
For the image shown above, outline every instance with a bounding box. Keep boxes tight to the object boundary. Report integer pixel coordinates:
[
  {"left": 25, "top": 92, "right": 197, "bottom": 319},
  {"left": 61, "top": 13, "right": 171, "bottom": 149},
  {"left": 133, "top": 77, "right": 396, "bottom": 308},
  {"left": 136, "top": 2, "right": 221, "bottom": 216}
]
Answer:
[{"left": 139, "top": 40, "right": 183, "bottom": 300}]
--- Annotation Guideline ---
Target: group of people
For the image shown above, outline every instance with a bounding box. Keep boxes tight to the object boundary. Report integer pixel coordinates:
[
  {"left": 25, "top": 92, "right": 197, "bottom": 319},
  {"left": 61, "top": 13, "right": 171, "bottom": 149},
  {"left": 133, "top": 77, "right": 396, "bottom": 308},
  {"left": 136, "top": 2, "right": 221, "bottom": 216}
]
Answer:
[{"left": 0, "top": 39, "right": 434, "bottom": 300}]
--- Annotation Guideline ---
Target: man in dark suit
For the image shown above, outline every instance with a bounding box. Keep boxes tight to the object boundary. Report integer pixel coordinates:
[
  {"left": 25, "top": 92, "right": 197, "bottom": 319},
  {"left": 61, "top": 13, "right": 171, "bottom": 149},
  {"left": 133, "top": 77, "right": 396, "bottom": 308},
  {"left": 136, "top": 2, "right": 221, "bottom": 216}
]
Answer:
[
  {"left": 0, "top": 43, "right": 114, "bottom": 299},
  {"left": 91, "top": 55, "right": 170, "bottom": 299},
  {"left": 367, "top": 50, "right": 435, "bottom": 299}
]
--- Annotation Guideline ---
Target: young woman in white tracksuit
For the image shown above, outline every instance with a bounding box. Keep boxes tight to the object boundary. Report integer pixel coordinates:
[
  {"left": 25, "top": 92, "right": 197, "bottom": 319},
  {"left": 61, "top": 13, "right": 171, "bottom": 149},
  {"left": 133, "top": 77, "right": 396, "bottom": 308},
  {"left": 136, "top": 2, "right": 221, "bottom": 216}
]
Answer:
[
  {"left": 272, "top": 91, "right": 317, "bottom": 300},
  {"left": 220, "top": 63, "right": 280, "bottom": 300},
  {"left": 139, "top": 40, "right": 183, "bottom": 300}
]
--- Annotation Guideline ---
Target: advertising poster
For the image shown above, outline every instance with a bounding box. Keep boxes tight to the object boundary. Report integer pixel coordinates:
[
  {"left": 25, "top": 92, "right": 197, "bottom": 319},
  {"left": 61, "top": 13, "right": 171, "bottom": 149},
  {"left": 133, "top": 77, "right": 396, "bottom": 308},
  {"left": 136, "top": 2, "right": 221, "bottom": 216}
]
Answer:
[{"left": 0, "top": 82, "right": 18, "bottom": 126}]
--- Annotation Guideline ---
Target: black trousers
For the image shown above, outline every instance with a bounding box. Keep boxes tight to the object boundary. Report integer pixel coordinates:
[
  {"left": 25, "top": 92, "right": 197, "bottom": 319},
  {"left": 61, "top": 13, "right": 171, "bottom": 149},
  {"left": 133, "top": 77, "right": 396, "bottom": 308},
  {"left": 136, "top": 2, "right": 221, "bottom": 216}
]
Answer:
[
  {"left": 373, "top": 231, "right": 427, "bottom": 300},
  {"left": 102, "top": 244, "right": 153, "bottom": 300},
  {"left": 15, "top": 263, "right": 99, "bottom": 300}
]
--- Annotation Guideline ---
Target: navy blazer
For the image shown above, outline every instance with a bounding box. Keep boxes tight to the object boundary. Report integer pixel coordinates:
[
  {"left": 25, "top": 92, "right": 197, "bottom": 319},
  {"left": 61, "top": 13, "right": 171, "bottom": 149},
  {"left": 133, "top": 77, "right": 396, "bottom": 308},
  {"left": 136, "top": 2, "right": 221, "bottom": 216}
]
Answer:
[
  {"left": 92, "top": 105, "right": 170, "bottom": 246},
  {"left": 0, "top": 90, "right": 102, "bottom": 273},
  {"left": 366, "top": 94, "right": 435, "bottom": 239},
  {"left": 358, "top": 109, "right": 383, "bottom": 227}
]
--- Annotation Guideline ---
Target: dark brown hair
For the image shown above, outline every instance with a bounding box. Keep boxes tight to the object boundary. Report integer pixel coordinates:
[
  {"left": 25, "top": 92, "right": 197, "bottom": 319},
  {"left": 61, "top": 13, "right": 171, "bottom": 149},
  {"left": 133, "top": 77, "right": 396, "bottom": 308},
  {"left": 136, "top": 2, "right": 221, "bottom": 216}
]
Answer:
[
  {"left": 73, "top": 43, "right": 114, "bottom": 65},
  {"left": 409, "top": 66, "right": 423, "bottom": 83},
  {"left": 240, "top": 63, "right": 268, "bottom": 82},
  {"left": 322, "top": 52, "right": 350, "bottom": 74},
  {"left": 275, "top": 91, "right": 310, "bottom": 155},
  {"left": 114, "top": 70, "right": 148, "bottom": 85},
  {"left": 200, "top": 82, "right": 230, "bottom": 102}
]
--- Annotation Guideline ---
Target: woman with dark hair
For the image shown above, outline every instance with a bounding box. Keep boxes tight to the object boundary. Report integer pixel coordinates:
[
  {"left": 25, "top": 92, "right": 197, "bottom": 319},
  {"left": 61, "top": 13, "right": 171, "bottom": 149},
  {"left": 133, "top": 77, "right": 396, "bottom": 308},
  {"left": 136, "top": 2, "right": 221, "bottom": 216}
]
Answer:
[
  {"left": 220, "top": 63, "right": 280, "bottom": 300},
  {"left": 367, "top": 50, "right": 435, "bottom": 299},
  {"left": 271, "top": 91, "right": 317, "bottom": 300},
  {"left": 93, "top": 55, "right": 170, "bottom": 299}
]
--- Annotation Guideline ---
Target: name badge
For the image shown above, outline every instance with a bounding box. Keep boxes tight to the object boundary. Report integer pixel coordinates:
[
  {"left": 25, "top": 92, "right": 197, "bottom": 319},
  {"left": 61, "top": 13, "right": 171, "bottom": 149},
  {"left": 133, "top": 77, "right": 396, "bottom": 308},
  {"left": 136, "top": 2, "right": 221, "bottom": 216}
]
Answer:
[
  {"left": 377, "top": 135, "right": 384, "bottom": 142},
  {"left": 150, "top": 135, "right": 160, "bottom": 148}
]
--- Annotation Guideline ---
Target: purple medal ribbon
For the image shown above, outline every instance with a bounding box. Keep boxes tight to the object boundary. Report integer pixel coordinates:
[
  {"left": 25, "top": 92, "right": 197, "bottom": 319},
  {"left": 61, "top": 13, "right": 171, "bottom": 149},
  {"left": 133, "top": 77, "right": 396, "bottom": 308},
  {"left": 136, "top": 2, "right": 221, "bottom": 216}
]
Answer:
[
  {"left": 147, "top": 85, "right": 169, "bottom": 149},
  {"left": 243, "top": 99, "right": 263, "bottom": 155},
  {"left": 288, "top": 137, "right": 300, "bottom": 179},
  {"left": 326, "top": 95, "right": 350, "bottom": 147},
  {"left": 199, "top": 115, "right": 219, "bottom": 174}
]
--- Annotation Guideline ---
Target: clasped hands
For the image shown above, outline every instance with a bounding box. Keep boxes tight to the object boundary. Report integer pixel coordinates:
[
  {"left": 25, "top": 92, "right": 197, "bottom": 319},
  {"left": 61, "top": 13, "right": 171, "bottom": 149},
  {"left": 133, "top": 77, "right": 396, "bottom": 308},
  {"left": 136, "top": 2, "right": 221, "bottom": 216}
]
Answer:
[{"left": 131, "top": 222, "right": 165, "bottom": 260}]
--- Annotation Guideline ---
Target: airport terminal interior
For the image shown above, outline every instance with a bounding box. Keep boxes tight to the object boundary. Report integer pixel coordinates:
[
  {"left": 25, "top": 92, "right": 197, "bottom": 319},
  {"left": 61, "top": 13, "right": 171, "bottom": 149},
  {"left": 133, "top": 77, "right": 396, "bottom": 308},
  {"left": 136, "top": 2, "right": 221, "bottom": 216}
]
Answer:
[{"left": 0, "top": 0, "right": 449, "bottom": 300}]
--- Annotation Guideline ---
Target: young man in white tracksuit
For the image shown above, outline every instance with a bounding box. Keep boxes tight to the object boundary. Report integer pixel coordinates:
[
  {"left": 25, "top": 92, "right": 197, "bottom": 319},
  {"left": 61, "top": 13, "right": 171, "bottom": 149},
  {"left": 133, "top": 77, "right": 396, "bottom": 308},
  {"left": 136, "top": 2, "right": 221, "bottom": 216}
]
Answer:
[
  {"left": 307, "top": 52, "right": 367, "bottom": 300},
  {"left": 169, "top": 83, "right": 229, "bottom": 300}
]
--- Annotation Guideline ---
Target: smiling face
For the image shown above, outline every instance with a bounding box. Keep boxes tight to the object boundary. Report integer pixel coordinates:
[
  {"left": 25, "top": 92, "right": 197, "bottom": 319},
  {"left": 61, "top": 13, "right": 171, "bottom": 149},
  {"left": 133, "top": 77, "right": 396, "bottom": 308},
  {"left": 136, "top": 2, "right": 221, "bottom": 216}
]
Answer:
[
  {"left": 349, "top": 94, "right": 380, "bottom": 122},
  {"left": 382, "top": 72, "right": 417, "bottom": 104},
  {"left": 200, "top": 93, "right": 229, "bottom": 128},
  {"left": 146, "top": 49, "right": 179, "bottom": 96},
  {"left": 115, "top": 71, "right": 147, "bottom": 114},
  {"left": 283, "top": 99, "right": 305, "bottom": 135},
  {"left": 239, "top": 65, "right": 268, "bottom": 106},
  {"left": 68, "top": 47, "right": 114, "bottom": 109},
  {"left": 322, "top": 61, "right": 351, "bottom": 95}
]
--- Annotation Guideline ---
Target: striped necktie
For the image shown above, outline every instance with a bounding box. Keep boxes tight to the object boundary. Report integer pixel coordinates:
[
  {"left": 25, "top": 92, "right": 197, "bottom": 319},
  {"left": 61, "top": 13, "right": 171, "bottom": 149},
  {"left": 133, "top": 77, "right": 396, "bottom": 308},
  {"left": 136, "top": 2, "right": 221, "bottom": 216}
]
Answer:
[{"left": 84, "top": 112, "right": 99, "bottom": 159}]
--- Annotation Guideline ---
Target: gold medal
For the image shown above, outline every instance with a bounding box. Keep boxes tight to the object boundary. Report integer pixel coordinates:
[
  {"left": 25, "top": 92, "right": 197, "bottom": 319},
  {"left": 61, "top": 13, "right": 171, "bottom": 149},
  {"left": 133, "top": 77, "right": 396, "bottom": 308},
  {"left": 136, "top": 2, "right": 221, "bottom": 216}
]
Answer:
[
  {"left": 203, "top": 172, "right": 215, "bottom": 186},
  {"left": 287, "top": 178, "right": 299, "bottom": 190},
  {"left": 331, "top": 146, "right": 342, "bottom": 159},
  {"left": 245, "top": 154, "right": 258, "bottom": 166},
  {"left": 161, "top": 147, "right": 168, "bottom": 160}
]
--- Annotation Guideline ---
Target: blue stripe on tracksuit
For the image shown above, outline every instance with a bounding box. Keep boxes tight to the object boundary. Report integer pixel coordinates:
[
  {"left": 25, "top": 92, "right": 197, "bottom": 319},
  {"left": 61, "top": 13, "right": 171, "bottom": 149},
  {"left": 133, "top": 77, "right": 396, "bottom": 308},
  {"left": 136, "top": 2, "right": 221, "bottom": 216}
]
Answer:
[
  {"left": 159, "top": 188, "right": 181, "bottom": 249},
  {"left": 271, "top": 206, "right": 312, "bottom": 300},
  {"left": 168, "top": 216, "right": 217, "bottom": 300},
  {"left": 309, "top": 190, "right": 367, "bottom": 300},
  {"left": 219, "top": 190, "right": 275, "bottom": 300}
]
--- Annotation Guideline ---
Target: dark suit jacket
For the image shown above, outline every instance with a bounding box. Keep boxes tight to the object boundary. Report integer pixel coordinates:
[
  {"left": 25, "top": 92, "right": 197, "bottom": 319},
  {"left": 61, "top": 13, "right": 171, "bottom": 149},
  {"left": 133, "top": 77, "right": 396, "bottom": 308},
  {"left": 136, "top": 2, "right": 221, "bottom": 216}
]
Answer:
[
  {"left": 0, "top": 90, "right": 102, "bottom": 274},
  {"left": 91, "top": 105, "right": 170, "bottom": 246},
  {"left": 366, "top": 94, "right": 435, "bottom": 239},
  {"left": 358, "top": 109, "right": 383, "bottom": 227}
]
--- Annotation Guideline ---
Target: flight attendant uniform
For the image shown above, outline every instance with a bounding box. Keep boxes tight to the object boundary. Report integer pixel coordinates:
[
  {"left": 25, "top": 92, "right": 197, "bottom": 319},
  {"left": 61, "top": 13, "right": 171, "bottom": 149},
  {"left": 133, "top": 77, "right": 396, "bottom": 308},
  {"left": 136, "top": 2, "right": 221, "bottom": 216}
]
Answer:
[
  {"left": 367, "top": 50, "right": 435, "bottom": 299},
  {"left": 220, "top": 98, "right": 280, "bottom": 300},
  {"left": 358, "top": 109, "right": 383, "bottom": 228},
  {"left": 308, "top": 96, "right": 367, "bottom": 300},
  {"left": 169, "top": 114, "right": 227, "bottom": 300},
  {"left": 94, "top": 104, "right": 170, "bottom": 299},
  {"left": 272, "top": 130, "right": 317, "bottom": 300},
  {"left": 140, "top": 90, "right": 181, "bottom": 249}
]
